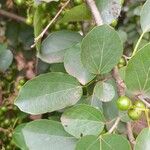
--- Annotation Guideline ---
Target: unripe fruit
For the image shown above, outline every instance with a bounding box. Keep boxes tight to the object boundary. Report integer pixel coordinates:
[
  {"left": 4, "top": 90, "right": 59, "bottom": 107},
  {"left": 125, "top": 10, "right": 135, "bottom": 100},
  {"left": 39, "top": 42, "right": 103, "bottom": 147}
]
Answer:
[
  {"left": 119, "top": 57, "right": 126, "bottom": 66},
  {"left": 134, "top": 100, "right": 145, "bottom": 111},
  {"left": 19, "top": 79, "right": 26, "bottom": 86},
  {"left": 17, "top": 84, "right": 22, "bottom": 90},
  {"left": 74, "top": 0, "right": 82, "bottom": 5},
  {"left": 111, "top": 19, "right": 118, "bottom": 27},
  {"left": 14, "top": 0, "right": 24, "bottom": 6},
  {"left": 1, "top": 106, "right": 8, "bottom": 112},
  {"left": 26, "top": 17, "right": 33, "bottom": 25},
  {"left": 128, "top": 108, "right": 142, "bottom": 120},
  {"left": 117, "top": 96, "right": 132, "bottom": 111}
]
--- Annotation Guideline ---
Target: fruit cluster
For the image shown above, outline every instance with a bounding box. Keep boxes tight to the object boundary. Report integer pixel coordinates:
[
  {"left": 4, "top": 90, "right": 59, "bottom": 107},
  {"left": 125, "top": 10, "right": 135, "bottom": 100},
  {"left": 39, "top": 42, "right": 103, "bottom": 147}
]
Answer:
[{"left": 117, "top": 96, "right": 146, "bottom": 120}]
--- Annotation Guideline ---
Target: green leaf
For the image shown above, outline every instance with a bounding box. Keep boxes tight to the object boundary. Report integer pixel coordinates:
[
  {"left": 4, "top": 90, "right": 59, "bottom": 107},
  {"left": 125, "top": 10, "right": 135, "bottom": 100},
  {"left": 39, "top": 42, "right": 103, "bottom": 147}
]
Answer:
[
  {"left": 93, "top": 81, "right": 115, "bottom": 102},
  {"left": 125, "top": 43, "right": 150, "bottom": 97},
  {"left": 60, "top": 4, "right": 91, "bottom": 23},
  {"left": 102, "top": 79, "right": 119, "bottom": 120},
  {"left": 0, "top": 44, "right": 13, "bottom": 72},
  {"left": 134, "top": 128, "right": 150, "bottom": 150},
  {"left": 95, "top": 0, "right": 121, "bottom": 24},
  {"left": 140, "top": 0, "right": 150, "bottom": 32},
  {"left": 61, "top": 104, "right": 105, "bottom": 138},
  {"left": 64, "top": 43, "right": 95, "bottom": 85},
  {"left": 13, "top": 123, "right": 28, "bottom": 150},
  {"left": 81, "top": 25, "right": 123, "bottom": 74},
  {"left": 13, "top": 120, "right": 77, "bottom": 150},
  {"left": 15, "top": 72, "right": 83, "bottom": 115},
  {"left": 34, "top": 5, "right": 45, "bottom": 51},
  {"left": 76, "top": 134, "right": 131, "bottom": 150},
  {"left": 39, "top": 30, "right": 82, "bottom": 63}
]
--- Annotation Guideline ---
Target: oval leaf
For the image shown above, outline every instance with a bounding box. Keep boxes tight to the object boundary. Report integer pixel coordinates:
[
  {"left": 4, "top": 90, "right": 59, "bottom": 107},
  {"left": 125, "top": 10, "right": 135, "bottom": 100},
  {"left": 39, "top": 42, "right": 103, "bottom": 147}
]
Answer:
[
  {"left": 61, "top": 104, "right": 105, "bottom": 138},
  {"left": 125, "top": 43, "right": 150, "bottom": 97},
  {"left": 15, "top": 72, "right": 83, "bottom": 114},
  {"left": 96, "top": 0, "right": 121, "bottom": 24},
  {"left": 134, "top": 128, "right": 150, "bottom": 150},
  {"left": 39, "top": 30, "right": 82, "bottom": 63},
  {"left": 81, "top": 25, "right": 123, "bottom": 74},
  {"left": 64, "top": 43, "right": 95, "bottom": 85},
  {"left": 0, "top": 44, "right": 13, "bottom": 72},
  {"left": 93, "top": 81, "right": 115, "bottom": 102},
  {"left": 13, "top": 120, "right": 77, "bottom": 150},
  {"left": 76, "top": 134, "right": 131, "bottom": 150},
  {"left": 140, "top": 0, "right": 150, "bottom": 32}
]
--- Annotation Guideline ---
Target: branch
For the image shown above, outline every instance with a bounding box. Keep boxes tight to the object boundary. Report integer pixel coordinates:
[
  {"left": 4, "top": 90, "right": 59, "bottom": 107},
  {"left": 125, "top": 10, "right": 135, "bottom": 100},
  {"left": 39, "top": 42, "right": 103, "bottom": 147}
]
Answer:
[
  {"left": 34, "top": 0, "right": 70, "bottom": 44},
  {"left": 112, "top": 66, "right": 126, "bottom": 96},
  {"left": 137, "top": 95, "right": 150, "bottom": 108},
  {"left": 126, "top": 122, "right": 136, "bottom": 147},
  {"left": 0, "top": 9, "right": 26, "bottom": 23},
  {"left": 85, "top": 0, "right": 103, "bottom": 26},
  {"left": 108, "top": 117, "right": 121, "bottom": 134}
]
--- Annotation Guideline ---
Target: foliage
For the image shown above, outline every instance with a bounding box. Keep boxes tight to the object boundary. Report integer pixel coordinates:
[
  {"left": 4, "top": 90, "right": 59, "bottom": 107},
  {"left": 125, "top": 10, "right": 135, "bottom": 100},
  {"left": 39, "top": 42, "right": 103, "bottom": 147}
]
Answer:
[{"left": 0, "top": 0, "right": 150, "bottom": 149}]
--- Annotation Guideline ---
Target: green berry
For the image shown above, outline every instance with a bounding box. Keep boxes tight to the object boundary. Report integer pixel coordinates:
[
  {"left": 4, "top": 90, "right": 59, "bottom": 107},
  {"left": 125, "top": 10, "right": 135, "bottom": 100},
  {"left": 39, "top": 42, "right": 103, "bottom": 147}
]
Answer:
[
  {"left": 54, "top": 24, "right": 61, "bottom": 30},
  {"left": 134, "top": 100, "right": 145, "bottom": 110},
  {"left": 19, "top": 79, "right": 26, "bottom": 86},
  {"left": 119, "top": 57, "right": 126, "bottom": 66},
  {"left": 26, "top": 17, "right": 33, "bottom": 25},
  {"left": 111, "top": 19, "right": 118, "bottom": 27},
  {"left": 1, "top": 106, "right": 8, "bottom": 112},
  {"left": 117, "top": 96, "right": 132, "bottom": 111},
  {"left": 128, "top": 108, "right": 142, "bottom": 120},
  {"left": 4, "top": 119, "right": 10, "bottom": 126},
  {"left": 14, "top": 0, "right": 24, "bottom": 6},
  {"left": 74, "top": 0, "right": 82, "bottom": 5},
  {"left": 17, "top": 84, "right": 22, "bottom": 90}
]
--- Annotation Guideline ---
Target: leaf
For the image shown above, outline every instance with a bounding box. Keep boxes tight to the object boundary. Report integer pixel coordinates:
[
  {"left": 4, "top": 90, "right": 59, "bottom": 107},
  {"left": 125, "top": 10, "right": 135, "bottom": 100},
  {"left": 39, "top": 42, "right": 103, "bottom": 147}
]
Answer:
[
  {"left": 93, "top": 81, "right": 115, "bottom": 102},
  {"left": 102, "top": 79, "right": 119, "bottom": 120},
  {"left": 140, "top": 0, "right": 150, "bottom": 32},
  {"left": 60, "top": 4, "right": 91, "bottom": 23},
  {"left": 15, "top": 72, "right": 83, "bottom": 115},
  {"left": 13, "top": 120, "right": 77, "bottom": 150},
  {"left": 39, "top": 30, "right": 82, "bottom": 63},
  {"left": 125, "top": 43, "right": 150, "bottom": 97},
  {"left": 61, "top": 104, "right": 105, "bottom": 138},
  {"left": 0, "top": 44, "right": 13, "bottom": 72},
  {"left": 134, "top": 128, "right": 150, "bottom": 150},
  {"left": 13, "top": 123, "right": 28, "bottom": 150},
  {"left": 76, "top": 134, "right": 131, "bottom": 150},
  {"left": 64, "top": 43, "right": 95, "bottom": 85},
  {"left": 34, "top": 5, "right": 45, "bottom": 51},
  {"left": 95, "top": 0, "right": 121, "bottom": 24},
  {"left": 81, "top": 25, "right": 123, "bottom": 74}
]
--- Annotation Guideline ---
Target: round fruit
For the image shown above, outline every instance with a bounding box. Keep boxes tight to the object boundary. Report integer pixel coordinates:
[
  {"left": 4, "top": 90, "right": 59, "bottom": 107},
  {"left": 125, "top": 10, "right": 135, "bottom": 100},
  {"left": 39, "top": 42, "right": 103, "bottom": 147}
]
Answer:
[
  {"left": 111, "top": 19, "right": 118, "bottom": 27},
  {"left": 119, "top": 57, "right": 126, "bottom": 66},
  {"left": 128, "top": 108, "right": 142, "bottom": 120},
  {"left": 26, "top": 17, "right": 33, "bottom": 25},
  {"left": 117, "top": 96, "right": 132, "bottom": 111},
  {"left": 14, "top": 0, "right": 24, "bottom": 6},
  {"left": 17, "top": 84, "right": 22, "bottom": 90},
  {"left": 1, "top": 106, "right": 8, "bottom": 112},
  {"left": 19, "top": 79, "right": 26, "bottom": 86},
  {"left": 134, "top": 100, "right": 145, "bottom": 110},
  {"left": 74, "top": 0, "right": 82, "bottom": 5}
]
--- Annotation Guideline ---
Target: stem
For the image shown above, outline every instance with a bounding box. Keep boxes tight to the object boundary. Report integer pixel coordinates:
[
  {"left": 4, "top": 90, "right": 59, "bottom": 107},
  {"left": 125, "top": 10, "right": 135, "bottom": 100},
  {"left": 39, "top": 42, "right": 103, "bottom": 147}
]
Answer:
[
  {"left": 85, "top": 0, "right": 103, "bottom": 26},
  {"left": 145, "top": 108, "right": 150, "bottom": 128},
  {"left": 126, "top": 122, "right": 136, "bottom": 146},
  {"left": 0, "top": 9, "right": 26, "bottom": 23},
  {"left": 34, "top": 0, "right": 70, "bottom": 44},
  {"left": 131, "top": 32, "right": 145, "bottom": 57},
  {"left": 108, "top": 117, "right": 121, "bottom": 134}
]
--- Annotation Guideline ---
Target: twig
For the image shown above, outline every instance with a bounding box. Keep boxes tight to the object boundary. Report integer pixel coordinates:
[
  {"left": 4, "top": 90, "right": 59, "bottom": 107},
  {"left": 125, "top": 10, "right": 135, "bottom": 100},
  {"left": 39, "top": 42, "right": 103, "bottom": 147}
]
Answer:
[
  {"left": 85, "top": 0, "right": 103, "bottom": 25},
  {"left": 126, "top": 122, "right": 136, "bottom": 147},
  {"left": 137, "top": 95, "right": 150, "bottom": 108},
  {"left": 0, "top": 9, "right": 26, "bottom": 23},
  {"left": 112, "top": 66, "right": 126, "bottom": 96},
  {"left": 108, "top": 117, "right": 121, "bottom": 134},
  {"left": 34, "top": 0, "right": 70, "bottom": 44}
]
